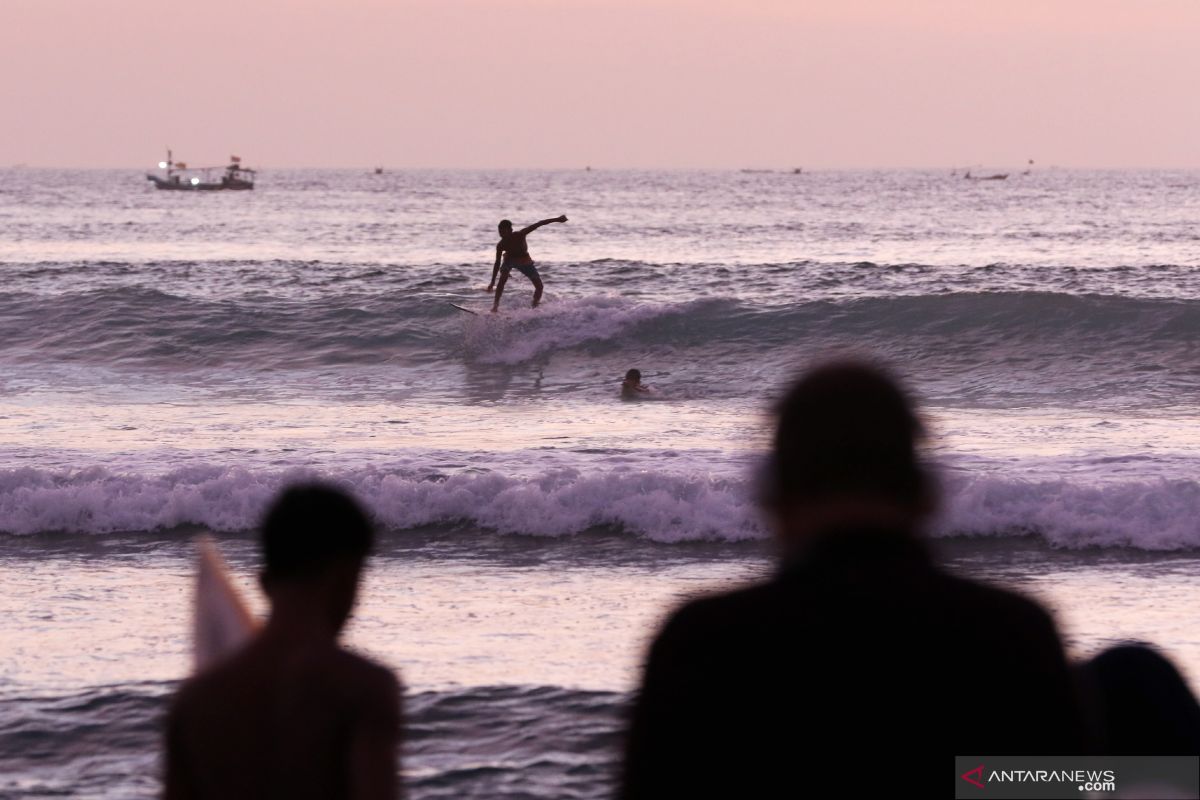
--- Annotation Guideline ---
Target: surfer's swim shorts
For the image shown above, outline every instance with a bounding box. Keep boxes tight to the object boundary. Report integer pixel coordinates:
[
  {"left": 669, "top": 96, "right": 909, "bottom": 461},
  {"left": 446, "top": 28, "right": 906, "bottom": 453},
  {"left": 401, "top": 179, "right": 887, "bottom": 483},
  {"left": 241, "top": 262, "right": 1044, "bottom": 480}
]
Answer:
[{"left": 503, "top": 259, "right": 540, "bottom": 281}]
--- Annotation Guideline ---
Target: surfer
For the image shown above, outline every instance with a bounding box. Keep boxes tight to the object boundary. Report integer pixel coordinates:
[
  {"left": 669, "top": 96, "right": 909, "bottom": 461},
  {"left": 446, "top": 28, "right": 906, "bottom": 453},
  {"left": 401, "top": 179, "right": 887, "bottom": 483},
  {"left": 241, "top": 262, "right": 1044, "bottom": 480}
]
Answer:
[
  {"left": 164, "top": 485, "right": 401, "bottom": 800},
  {"left": 488, "top": 215, "right": 567, "bottom": 312}
]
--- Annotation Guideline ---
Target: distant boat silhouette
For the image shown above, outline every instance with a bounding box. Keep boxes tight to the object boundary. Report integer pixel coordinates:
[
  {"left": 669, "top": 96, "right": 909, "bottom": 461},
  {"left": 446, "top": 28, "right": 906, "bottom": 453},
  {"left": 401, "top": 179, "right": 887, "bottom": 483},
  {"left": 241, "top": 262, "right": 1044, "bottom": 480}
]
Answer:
[
  {"left": 147, "top": 150, "right": 254, "bottom": 191},
  {"left": 964, "top": 171, "right": 1008, "bottom": 181}
]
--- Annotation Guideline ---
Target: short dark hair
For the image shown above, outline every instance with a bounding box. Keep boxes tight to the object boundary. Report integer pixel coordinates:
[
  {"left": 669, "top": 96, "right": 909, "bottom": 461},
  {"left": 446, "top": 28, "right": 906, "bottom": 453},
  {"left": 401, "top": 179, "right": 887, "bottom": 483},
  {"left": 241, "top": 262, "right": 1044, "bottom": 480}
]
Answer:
[
  {"left": 625, "top": 368, "right": 641, "bottom": 381},
  {"left": 762, "top": 361, "right": 929, "bottom": 512},
  {"left": 261, "top": 484, "right": 374, "bottom": 580},
  {"left": 499, "top": 219, "right": 513, "bottom": 230}
]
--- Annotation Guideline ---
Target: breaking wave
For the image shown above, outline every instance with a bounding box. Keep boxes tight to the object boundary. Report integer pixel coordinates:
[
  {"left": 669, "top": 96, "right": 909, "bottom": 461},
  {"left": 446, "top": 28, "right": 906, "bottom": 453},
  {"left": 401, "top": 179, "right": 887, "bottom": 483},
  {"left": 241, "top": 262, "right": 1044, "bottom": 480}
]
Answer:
[
  {"left": 1, "top": 286, "right": 1197, "bottom": 368},
  {"left": 2, "top": 463, "right": 1199, "bottom": 549}
]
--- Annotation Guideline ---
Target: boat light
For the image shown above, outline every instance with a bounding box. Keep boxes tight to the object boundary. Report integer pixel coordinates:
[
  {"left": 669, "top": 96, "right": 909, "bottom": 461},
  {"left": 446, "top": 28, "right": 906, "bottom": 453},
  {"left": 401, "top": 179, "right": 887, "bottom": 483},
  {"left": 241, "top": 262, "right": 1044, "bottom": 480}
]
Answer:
[
  {"left": 158, "top": 161, "right": 168, "bottom": 169},
  {"left": 190, "top": 177, "right": 200, "bottom": 185}
]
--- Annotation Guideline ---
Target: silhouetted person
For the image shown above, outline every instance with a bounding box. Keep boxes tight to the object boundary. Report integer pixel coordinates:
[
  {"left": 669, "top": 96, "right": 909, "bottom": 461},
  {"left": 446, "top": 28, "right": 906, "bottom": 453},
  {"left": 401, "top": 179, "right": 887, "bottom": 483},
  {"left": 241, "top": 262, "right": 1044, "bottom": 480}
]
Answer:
[
  {"left": 1078, "top": 643, "right": 1200, "bottom": 754},
  {"left": 488, "top": 215, "right": 567, "bottom": 311},
  {"left": 621, "top": 368, "right": 650, "bottom": 400},
  {"left": 620, "top": 362, "right": 1089, "bottom": 797},
  {"left": 165, "top": 485, "right": 401, "bottom": 800}
]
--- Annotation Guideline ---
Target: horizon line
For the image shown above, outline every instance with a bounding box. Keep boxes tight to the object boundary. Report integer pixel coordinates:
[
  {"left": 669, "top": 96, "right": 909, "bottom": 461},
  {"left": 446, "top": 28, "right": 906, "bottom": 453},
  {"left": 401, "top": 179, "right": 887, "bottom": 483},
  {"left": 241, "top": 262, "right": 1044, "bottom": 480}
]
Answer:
[{"left": 7, "top": 164, "right": 1200, "bottom": 172}]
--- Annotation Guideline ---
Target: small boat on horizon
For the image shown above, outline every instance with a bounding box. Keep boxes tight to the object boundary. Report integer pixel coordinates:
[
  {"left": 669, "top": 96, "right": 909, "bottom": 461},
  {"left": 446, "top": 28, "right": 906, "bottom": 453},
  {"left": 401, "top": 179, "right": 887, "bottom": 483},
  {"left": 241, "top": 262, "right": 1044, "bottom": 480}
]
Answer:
[
  {"left": 964, "top": 171, "right": 1009, "bottom": 181},
  {"left": 147, "top": 150, "right": 255, "bottom": 191}
]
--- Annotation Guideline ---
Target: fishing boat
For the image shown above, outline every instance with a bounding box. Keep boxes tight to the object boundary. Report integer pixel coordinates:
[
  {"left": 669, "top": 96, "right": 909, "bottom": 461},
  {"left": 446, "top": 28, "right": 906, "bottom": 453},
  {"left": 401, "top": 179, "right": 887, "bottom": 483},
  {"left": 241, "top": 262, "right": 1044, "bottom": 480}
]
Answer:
[
  {"left": 963, "top": 170, "right": 1009, "bottom": 181},
  {"left": 147, "top": 150, "right": 255, "bottom": 190}
]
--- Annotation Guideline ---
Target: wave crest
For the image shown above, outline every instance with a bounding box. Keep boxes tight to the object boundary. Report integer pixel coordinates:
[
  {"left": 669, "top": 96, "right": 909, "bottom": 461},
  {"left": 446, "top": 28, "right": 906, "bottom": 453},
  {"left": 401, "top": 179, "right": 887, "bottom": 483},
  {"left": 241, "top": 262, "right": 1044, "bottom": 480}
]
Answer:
[
  {"left": 1, "top": 288, "right": 1198, "bottom": 369},
  {"left": 0, "top": 465, "right": 757, "bottom": 543},
  {"left": 3, "top": 464, "right": 1200, "bottom": 550}
]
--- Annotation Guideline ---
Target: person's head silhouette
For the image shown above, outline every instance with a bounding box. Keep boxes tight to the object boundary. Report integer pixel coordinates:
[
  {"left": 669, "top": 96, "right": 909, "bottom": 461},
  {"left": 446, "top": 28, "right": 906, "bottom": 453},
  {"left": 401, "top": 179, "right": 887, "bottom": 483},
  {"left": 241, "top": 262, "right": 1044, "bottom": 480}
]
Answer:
[
  {"left": 762, "top": 361, "right": 934, "bottom": 549},
  {"left": 498, "top": 219, "right": 513, "bottom": 235},
  {"left": 167, "top": 484, "right": 398, "bottom": 799},
  {"left": 260, "top": 484, "right": 374, "bottom": 635}
]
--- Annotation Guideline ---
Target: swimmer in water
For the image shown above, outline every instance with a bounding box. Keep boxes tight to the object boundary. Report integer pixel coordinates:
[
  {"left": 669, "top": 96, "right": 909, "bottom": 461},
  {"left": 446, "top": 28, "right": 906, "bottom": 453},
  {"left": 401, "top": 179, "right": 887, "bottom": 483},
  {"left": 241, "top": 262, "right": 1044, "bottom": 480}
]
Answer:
[
  {"left": 621, "top": 368, "right": 651, "bottom": 400},
  {"left": 488, "top": 215, "right": 568, "bottom": 312}
]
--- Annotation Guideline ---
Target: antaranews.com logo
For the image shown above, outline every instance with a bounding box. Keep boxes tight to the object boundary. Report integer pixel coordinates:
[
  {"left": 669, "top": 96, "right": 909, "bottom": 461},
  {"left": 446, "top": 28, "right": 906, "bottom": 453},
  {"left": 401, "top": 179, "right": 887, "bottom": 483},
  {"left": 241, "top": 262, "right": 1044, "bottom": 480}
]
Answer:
[
  {"left": 961, "top": 764, "right": 1115, "bottom": 793},
  {"left": 954, "top": 756, "right": 1199, "bottom": 799}
]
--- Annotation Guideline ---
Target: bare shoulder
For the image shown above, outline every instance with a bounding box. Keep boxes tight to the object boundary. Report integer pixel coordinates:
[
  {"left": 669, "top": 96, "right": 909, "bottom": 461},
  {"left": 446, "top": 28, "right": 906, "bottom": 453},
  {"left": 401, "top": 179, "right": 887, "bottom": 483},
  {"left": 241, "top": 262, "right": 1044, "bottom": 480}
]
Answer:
[
  {"left": 176, "top": 644, "right": 400, "bottom": 716},
  {"left": 165, "top": 657, "right": 250, "bottom": 739},
  {"left": 169, "top": 655, "right": 242, "bottom": 712},
  {"left": 166, "top": 671, "right": 204, "bottom": 721},
  {"left": 329, "top": 647, "right": 403, "bottom": 698}
]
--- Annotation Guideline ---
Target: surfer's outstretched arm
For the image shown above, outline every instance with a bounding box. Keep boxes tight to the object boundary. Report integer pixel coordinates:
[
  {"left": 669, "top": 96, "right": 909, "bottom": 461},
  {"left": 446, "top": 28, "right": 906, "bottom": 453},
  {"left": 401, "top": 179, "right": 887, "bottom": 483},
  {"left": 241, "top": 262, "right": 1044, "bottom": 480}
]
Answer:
[
  {"left": 518, "top": 215, "right": 568, "bottom": 235},
  {"left": 487, "top": 243, "right": 503, "bottom": 292}
]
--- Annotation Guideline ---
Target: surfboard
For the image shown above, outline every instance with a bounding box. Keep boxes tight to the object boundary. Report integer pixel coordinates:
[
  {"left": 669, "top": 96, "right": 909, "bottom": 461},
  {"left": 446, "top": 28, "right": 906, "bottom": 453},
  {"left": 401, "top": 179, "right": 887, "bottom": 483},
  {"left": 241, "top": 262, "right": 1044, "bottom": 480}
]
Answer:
[
  {"left": 449, "top": 303, "right": 478, "bottom": 315},
  {"left": 193, "top": 536, "right": 260, "bottom": 673}
]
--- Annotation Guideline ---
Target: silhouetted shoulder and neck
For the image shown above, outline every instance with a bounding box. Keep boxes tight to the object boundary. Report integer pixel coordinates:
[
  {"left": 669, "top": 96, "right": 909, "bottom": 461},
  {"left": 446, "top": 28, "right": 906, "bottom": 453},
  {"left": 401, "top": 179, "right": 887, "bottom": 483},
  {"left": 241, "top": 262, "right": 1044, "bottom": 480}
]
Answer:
[
  {"left": 620, "top": 362, "right": 1089, "bottom": 797},
  {"left": 621, "top": 368, "right": 650, "bottom": 400},
  {"left": 165, "top": 485, "right": 401, "bottom": 800}
]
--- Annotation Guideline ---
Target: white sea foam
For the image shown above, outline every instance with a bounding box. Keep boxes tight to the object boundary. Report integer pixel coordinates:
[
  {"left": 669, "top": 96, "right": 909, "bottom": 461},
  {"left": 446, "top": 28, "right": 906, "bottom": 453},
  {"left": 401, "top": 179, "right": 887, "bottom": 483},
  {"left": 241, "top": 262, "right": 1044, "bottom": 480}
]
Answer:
[
  {"left": 2, "top": 464, "right": 1198, "bottom": 549},
  {"left": 0, "top": 465, "right": 759, "bottom": 543},
  {"left": 460, "top": 296, "right": 686, "bottom": 364},
  {"left": 938, "top": 473, "right": 1200, "bottom": 550}
]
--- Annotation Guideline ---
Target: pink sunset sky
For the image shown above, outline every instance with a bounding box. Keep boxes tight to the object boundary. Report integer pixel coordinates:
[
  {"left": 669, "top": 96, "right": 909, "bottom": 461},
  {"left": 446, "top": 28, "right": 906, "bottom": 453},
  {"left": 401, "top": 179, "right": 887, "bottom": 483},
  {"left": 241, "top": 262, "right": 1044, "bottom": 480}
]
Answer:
[{"left": 2, "top": 0, "right": 1198, "bottom": 169}]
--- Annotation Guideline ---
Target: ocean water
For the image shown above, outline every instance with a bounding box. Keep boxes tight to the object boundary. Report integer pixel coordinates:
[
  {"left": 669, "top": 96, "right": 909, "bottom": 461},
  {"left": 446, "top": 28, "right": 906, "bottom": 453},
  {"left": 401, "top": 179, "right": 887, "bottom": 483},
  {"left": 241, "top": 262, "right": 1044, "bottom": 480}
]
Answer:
[{"left": 1, "top": 167, "right": 1199, "bottom": 798}]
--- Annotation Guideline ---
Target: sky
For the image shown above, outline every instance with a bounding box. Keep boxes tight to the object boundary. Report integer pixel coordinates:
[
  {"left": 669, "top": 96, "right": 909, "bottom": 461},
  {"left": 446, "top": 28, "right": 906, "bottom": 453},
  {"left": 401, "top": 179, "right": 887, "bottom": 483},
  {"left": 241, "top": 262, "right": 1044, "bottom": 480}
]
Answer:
[{"left": 2, "top": 0, "right": 1198, "bottom": 169}]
